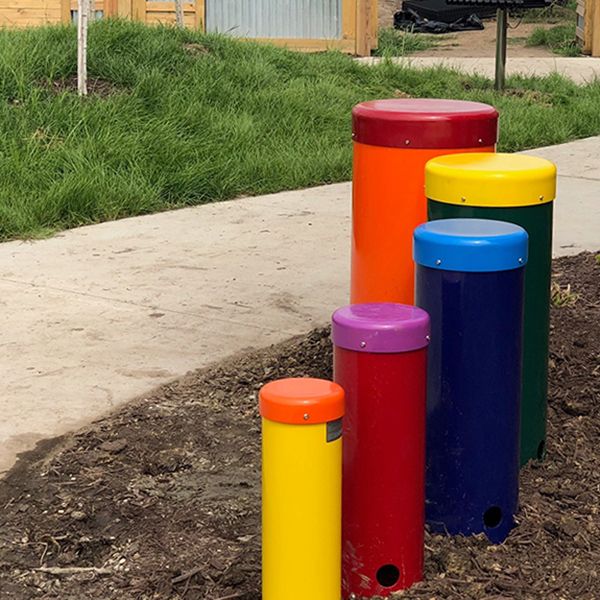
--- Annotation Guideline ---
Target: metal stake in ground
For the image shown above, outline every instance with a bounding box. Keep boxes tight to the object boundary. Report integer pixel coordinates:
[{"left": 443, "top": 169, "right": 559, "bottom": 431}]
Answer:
[
  {"left": 77, "top": 0, "right": 89, "bottom": 97},
  {"left": 445, "top": 0, "right": 552, "bottom": 91},
  {"left": 175, "top": 0, "right": 184, "bottom": 28},
  {"left": 495, "top": 8, "right": 508, "bottom": 91}
]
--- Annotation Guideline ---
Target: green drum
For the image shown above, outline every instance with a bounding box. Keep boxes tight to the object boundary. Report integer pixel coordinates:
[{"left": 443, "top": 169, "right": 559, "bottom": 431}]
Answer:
[{"left": 425, "top": 153, "right": 557, "bottom": 465}]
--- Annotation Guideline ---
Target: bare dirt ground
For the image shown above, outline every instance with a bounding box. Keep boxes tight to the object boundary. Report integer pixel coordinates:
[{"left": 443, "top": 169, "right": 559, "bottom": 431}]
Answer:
[
  {"left": 378, "top": 0, "right": 555, "bottom": 57},
  {"left": 0, "top": 252, "right": 599, "bottom": 599}
]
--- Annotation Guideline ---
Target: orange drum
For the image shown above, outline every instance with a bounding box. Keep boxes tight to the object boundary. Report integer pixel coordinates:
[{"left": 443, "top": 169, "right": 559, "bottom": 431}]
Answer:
[{"left": 351, "top": 99, "right": 499, "bottom": 304}]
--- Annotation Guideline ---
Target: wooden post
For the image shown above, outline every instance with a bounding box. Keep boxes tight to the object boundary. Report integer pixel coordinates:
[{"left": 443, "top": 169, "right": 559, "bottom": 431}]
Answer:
[
  {"left": 369, "top": 0, "right": 378, "bottom": 51},
  {"left": 196, "top": 0, "right": 205, "bottom": 30},
  {"left": 77, "top": 0, "right": 89, "bottom": 96},
  {"left": 132, "top": 0, "right": 146, "bottom": 22},
  {"left": 577, "top": 0, "right": 595, "bottom": 54},
  {"left": 104, "top": 0, "right": 116, "bottom": 17},
  {"left": 61, "top": 0, "right": 72, "bottom": 22},
  {"left": 342, "top": 0, "right": 355, "bottom": 43},
  {"left": 592, "top": 0, "right": 600, "bottom": 57},
  {"left": 175, "top": 0, "right": 184, "bottom": 27},
  {"left": 355, "top": 0, "right": 372, "bottom": 57},
  {"left": 116, "top": 0, "right": 132, "bottom": 19},
  {"left": 494, "top": 8, "right": 508, "bottom": 91}
]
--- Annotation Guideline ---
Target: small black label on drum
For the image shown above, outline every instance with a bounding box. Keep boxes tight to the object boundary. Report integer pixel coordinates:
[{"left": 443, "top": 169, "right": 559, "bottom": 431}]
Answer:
[{"left": 326, "top": 418, "right": 343, "bottom": 443}]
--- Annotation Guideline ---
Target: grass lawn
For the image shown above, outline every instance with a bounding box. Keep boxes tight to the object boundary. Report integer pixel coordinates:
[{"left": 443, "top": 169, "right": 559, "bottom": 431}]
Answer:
[
  {"left": 1, "top": 20, "right": 600, "bottom": 241},
  {"left": 527, "top": 24, "right": 580, "bottom": 56},
  {"left": 525, "top": 0, "right": 580, "bottom": 56},
  {"left": 519, "top": 0, "right": 577, "bottom": 24},
  {"left": 374, "top": 28, "right": 439, "bottom": 56}
]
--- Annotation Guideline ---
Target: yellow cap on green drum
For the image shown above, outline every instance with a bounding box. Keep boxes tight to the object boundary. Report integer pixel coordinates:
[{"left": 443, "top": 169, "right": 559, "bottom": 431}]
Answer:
[{"left": 426, "top": 153, "right": 557, "bottom": 208}]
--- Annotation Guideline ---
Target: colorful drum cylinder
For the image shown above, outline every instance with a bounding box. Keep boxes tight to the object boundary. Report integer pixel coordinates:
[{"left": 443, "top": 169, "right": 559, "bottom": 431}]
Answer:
[
  {"left": 414, "top": 219, "right": 528, "bottom": 544},
  {"left": 351, "top": 98, "right": 498, "bottom": 305},
  {"left": 426, "top": 153, "right": 557, "bottom": 465},
  {"left": 332, "top": 303, "right": 430, "bottom": 596},
  {"left": 260, "top": 378, "right": 344, "bottom": 600}
]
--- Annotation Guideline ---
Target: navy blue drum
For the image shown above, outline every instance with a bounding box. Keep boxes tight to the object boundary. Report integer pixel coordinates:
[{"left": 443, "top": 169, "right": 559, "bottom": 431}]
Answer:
[{"left": 413, "top": 218, "right": 528, "bottom": 544}]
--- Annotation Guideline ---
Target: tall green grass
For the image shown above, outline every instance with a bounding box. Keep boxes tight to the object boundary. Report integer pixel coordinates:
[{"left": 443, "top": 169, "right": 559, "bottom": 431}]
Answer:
[
  {"left": 374, "top": 28, "right": 438, "bottom": 56},
  {"left": 519, "top": 0, "right": 576, "bottom": 24},
  {"left": 527, "top": 24, "right": 580, "bottom": 56},
  {"left": 0, "top": 20, "right": 599, "bottom": 240}
]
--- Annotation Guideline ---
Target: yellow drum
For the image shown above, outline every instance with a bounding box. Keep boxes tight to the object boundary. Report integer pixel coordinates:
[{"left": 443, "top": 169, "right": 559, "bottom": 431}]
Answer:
[{"left": 260, "top": 377, "right": 345, "bottom": 600}]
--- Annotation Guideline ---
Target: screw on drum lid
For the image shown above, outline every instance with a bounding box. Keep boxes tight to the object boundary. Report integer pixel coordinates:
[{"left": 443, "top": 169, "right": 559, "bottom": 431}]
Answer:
[
  {"left": 332, "top": 303, "right": 430, "bottom": 353},
  {"left": 259, "top": 378, "right": 344, "bottom": 425},
  {"left": 413, "top": 218, "right": 529, "bottom": 273},
  {"left": 352, "top": 99, "right": 498, "bottom": 149},
  {"left": 426, "top": 153, "right": 557, "bottom": 207}
]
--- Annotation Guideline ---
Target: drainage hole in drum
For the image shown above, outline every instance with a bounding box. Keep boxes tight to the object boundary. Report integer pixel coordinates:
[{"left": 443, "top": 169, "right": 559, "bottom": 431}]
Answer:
[
  {"left": 483, "top": 506, "right": 503, "bottom": 528},
  {"left": 376, "top": 564, "right": 400, "bottom": 588},
  {"left": 537, "top": 439, "right": 546, "bottom": 460}
]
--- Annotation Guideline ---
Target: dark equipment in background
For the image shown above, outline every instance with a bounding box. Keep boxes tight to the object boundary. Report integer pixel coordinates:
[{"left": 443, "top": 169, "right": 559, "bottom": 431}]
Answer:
[
  {"left": 447, "top": 0, "right": 549, "bottom": 6},
  {"left": 398, "top": 0, "right": 551, "bottom": 91},
  {"left": 402, "top": 0, "right": 496, "bottom": 23}
]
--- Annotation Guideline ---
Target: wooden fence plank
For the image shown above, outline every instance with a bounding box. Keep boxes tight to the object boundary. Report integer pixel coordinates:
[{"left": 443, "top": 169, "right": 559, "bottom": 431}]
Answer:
[
  {"left": 251, "top": 36, "right": 356, "bottom": 52},
  {"left": 577, "top": 0, "right": 593, "bottom": 54},
  {"left": 115, "top": 0, "right": 131, "bottom": 18},
  {"left": 145, "top": 1, "right": 193, "bottom": 11},
  {"left": 60, "top": 0, "right": 71, "bottom": 22},
  {"left": 196, "top": 0, "right": 204, "bottom": 30},
  {"left": 590, "top": 0, "right": 600, "bottom": 57},
  {"left": 145, "top": 10, "right": 195, "bottom": 26},
  {"left": 370, "top": 0, "right": 377, "bottom": 49},
  {"left": 0, "top": 0, "right": 365, "bottom": 55},
  {"left": 132, "top": 0, "right": 145, "bottom": 21},
  {"left": 0, "top": 7, "right": 62, "bottom": 26},
  {"left": 355, "top": 0, "right": 371, "bottom": 56},
  {"left": 342, "top": 0, "right": 356, "bottom": 44}
]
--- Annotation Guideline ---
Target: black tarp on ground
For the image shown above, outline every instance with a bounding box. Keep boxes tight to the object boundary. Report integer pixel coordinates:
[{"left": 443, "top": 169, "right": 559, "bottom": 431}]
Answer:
[
  {"left": 394, "top": 8, "right": 485, "bottom": 33},
  {"left": 401, "top": 0, "right": 496, "bottom": 23}
]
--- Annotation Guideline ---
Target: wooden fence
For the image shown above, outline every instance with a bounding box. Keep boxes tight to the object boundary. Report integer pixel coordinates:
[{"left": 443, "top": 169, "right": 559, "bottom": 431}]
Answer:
[
  {"left": 577, "top": 0, "right": 600, "bottom": 57},
  {"left": 3, "top": 0, "right": 377, "bottom": 56}
]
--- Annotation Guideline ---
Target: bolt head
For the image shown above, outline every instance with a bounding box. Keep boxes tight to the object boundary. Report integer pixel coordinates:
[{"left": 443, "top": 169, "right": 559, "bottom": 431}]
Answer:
[
  {"left": 359, "top": 341, "right": 366, "bottom": 348},
  {"left": 435, "top": 259, "right": 442, "bottom": 266},
  {"left": 404, "top": 139, "right": 410, "bottom": 145},
  {"left": 460, "top": 196, "right": 466, "bottom": 203},
  {"left": 303, "top": 413, "right": 310, "bottom": 421}
]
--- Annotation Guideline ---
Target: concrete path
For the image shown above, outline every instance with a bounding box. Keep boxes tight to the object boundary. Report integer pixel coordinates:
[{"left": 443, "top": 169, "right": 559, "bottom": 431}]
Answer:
[
  {"left": 357, "top": 56, "right": 600, "bottom": 85},
  {"left": 522, "top": 137, "right": 600, "bottom": 256},
  {"left": 1, "top": 136, "right": 599, "bottom": 475}
]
